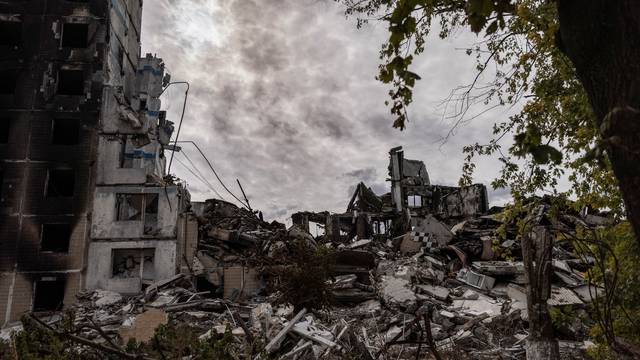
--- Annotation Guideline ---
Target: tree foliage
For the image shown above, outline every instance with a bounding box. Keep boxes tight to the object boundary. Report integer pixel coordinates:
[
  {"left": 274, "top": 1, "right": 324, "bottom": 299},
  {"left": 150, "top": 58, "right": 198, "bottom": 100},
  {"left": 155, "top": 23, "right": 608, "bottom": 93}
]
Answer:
[
  {"left": 339, "top": 0, "right": 621, "bottom": 213},
  {"left": 338, "top": 0, "right": 638, "bottom": 356}
]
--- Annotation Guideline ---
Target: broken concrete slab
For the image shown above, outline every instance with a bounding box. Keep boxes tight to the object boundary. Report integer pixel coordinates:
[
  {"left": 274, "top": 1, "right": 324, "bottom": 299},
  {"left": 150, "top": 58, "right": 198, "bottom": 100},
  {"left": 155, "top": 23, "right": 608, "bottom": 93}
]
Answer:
[
  {"left": 223, "top": 266, "right": 263, "bottom": 301},
  {"left": 452, "top": 291, "right": 503, "bottom": 317},
  {"left": 414, "top": 284, "right": 450, "bottom": 301},
  {"left": 119, "top": 308, "right": 168, "bottom": 344},
  {"left": 93, "top": 290, "right": 123, "bottom": 307},
  {"left": 378, "top": 275, "right": 417, "bottom": 308},
  {"left": 471, "top": 261, "right": 524, "bottom": 276},
  {"left": 348, "top": 239, "right": 372, "bottom": 249},
  {"left": 456, "top": 268, "right": 496, "bottom": 290}
]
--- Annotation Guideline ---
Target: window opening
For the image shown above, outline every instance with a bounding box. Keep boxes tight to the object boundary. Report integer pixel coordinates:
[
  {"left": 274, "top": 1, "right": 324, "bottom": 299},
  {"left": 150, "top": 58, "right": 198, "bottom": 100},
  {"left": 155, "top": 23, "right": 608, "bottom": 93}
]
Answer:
[
  {"left": 33, "top": 277, "right": 66, "bottom": 312},
  {"left": 0, "top": 21, "right": 21, "bottom": 46},
  {"left": 408, "top": 195, "right": 422, "bottom": 208},
  {"left": 115, "top": 194, "right": 144, "bottom": 221},
  {"left": 0, "top": 71, "right": 18, "bottom": 94},
  {"left": 143, "top": 194, "right": 159, "bottom": 235},
  {"left": 111, "top": 248, "right": 155, "bottom": 280},
  {"left": 61, "top": 23, "right": 88, "bottom": 48},
  {"left": 41, "top": 223, "right": 72, "bottom": 252},
  {"left": 46, "top": 169, "right": 75, "bottom": 197},
  {"left": 57, "top": 70, "right": 84, "bottom": 95},
  {"left": 52, "top": 118, "right": 80, "bottom": 145}
]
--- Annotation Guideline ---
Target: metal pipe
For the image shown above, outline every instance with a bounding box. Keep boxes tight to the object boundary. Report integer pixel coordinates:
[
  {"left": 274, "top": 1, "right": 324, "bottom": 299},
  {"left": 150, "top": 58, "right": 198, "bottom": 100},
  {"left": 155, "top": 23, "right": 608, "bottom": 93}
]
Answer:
[{"left": 160, "top": 81, "right": 190, "bottom": 175}]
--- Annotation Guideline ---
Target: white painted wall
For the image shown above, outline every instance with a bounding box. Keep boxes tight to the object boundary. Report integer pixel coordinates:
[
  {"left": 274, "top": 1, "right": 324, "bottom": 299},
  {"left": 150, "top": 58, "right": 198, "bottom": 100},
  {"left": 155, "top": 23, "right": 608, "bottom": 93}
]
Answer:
[
  {"left": 85, "top": 240, "right": 177, "bottom": 294},
  {"left": 91, "top": 186, "right": 180, "bottom": 239}
]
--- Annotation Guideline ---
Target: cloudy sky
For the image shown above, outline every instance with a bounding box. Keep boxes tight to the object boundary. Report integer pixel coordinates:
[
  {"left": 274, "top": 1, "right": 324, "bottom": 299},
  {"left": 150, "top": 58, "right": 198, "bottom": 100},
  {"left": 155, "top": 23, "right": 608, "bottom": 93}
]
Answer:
[{"left": 141, "top": 0, "right": 516, "bottom": 222}]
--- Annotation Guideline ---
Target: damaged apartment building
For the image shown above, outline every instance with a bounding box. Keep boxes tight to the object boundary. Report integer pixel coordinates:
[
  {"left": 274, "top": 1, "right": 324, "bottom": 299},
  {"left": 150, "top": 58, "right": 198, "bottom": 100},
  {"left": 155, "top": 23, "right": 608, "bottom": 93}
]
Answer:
[
  {"left": 0, "top": 0, "right": 197, "bottom": 326},
  {"left": 293, "top": 146, "right": 489, "bottom": 242}
]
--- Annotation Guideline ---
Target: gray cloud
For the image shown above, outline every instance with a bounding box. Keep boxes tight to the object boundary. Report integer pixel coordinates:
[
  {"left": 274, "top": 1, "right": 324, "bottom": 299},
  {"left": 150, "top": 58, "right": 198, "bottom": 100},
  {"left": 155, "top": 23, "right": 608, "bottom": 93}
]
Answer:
[
  {"left": 141, "top": 0, "right": 515, "bottom": 221},
  {"left": 342, "top": 167, "right": 377, "bottom": 183}
]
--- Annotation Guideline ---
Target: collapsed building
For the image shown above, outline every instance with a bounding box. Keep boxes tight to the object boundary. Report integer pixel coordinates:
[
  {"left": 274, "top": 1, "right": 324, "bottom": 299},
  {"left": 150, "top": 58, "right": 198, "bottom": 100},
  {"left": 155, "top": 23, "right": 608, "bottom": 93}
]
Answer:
[
  {"left": 0, "top": 0, "right": 196, "bottom": 326},
  {"left": 0, "top": 144, "right": 606, "bottom": 359},
  {"left": 292, "top": 146, "right": 489, "bottom": 243}
]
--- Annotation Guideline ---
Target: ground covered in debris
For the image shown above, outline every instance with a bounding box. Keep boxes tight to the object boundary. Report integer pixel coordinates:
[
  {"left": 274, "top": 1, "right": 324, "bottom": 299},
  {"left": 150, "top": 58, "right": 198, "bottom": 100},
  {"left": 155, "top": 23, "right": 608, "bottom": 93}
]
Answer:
[{"left": 1, "top": 197, "right": 606, "bottom": 359}]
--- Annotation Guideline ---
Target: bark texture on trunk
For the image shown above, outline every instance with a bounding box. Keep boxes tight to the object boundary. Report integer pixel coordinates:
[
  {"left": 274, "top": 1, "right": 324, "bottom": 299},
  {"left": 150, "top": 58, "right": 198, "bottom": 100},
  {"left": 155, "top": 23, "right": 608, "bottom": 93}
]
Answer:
[
  {"left": 525, "top": 339, "right": 561, "bottom": 360},
  {"left": 557, "top": 0, "right": 640, "bottom": 243},
  {"left": 522, "top": 225, "right": 560, "bottom": 360}
]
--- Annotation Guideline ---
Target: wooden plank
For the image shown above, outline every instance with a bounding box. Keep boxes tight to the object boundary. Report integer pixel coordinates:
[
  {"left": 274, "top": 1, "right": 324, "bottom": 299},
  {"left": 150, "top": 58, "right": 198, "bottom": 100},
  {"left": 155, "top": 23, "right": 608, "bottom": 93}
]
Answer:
[
  {"left": 291, "top": 326, "right": 338, "bottom": 348},
  {"left": 264, "top": 308, "right": 307, "bottom": 354}
]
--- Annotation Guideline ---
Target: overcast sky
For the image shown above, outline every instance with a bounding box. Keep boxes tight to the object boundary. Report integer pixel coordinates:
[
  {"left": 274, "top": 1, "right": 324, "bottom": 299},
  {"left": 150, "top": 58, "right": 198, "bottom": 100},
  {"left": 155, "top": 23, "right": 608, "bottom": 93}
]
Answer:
[{"left": 141, "top": 0, "right": 516, "bottom": 222}]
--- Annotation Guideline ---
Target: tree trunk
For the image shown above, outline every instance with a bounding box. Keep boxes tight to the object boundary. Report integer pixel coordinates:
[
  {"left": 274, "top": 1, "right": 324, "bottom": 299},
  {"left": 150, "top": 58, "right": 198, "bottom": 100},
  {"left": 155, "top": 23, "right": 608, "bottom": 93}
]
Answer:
[
  {"left": 556, "top": 0, "right": 640, "bottom": 244},
  {"left": 522, "top": 225, "right": 560, "bottom": 360}
]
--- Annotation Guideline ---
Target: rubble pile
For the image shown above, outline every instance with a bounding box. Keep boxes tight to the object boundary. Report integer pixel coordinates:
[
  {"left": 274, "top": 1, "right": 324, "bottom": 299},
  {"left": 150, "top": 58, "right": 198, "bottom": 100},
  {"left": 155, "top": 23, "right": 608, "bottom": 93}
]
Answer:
[
  {"left": 4, "top": 198, "right": 603, "bottom": 359},
  {"left": 1, "top": 148, "right": 607, "bottom": 359}
]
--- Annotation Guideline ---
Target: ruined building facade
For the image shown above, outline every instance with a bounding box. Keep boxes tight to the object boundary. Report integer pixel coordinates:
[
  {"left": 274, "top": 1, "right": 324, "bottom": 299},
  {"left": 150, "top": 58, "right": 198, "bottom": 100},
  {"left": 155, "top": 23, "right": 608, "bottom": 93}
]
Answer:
[
  {"left": 0, "top": 0, "right": 196, "bottom": 326},
  {"left": 292, "top": 147, "right": 489, "bottom": 243}
]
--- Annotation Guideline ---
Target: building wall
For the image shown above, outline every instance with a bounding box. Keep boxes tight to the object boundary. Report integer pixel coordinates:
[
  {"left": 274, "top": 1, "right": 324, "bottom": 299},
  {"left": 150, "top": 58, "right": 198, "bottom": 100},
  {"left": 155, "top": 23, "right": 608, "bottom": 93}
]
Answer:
[
  {"left": 91, "top": 186, "right": 181, "bottom": 239},
  {"left": 0, "top": 0, "right": 143, "bottom": 326},
  {"left": 85, "top": 8, "right": 192, "bottom": 295},
  {"left": 85, "top": 240, "right": 177, "bottom": 294},
  {"left": 1, "top": 0, "right": 194, "bottom": 326}
]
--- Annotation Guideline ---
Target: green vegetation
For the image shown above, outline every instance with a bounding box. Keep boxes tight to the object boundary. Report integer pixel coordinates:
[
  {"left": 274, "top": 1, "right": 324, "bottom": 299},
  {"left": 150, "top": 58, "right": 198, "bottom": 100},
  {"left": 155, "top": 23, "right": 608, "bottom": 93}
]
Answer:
[
  {"left": 268, "top": 240, "right": 336, "bottom": 312},
  {"left": 338, "top": 0, "right": 640, "bottom": 357}
]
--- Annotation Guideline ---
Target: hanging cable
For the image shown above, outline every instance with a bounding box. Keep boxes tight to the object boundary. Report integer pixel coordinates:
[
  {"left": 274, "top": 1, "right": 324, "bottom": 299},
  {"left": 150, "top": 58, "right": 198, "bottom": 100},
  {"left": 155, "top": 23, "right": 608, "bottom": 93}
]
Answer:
[
  {"left": 180, "top": 151, "right": 226, "bottom": 200},
  {"left": 173, "top": 156, "right": 224, "bottom": 200},
  {"left": 176, "top": 141, "right": 250, "bottom": 210},
  {"left": 160, "top": 81, "right": 190, "bottom": 175}
]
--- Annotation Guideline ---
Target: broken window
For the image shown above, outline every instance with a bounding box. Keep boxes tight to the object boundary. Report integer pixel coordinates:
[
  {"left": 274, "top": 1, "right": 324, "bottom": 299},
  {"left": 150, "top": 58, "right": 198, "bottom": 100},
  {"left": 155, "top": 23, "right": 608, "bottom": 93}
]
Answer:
[
  {"left": 61, "top": 23, "right": 89, "bottom": 48},
  {"left": 33, "top": 277, "right": 66, "bottom": 312},
  {"left": 408, "top": 195, "right": 422, "bottom": 208},
  {"left": 0, "top": 118, "right": 9, "bottom": 143},
  {"left": 57, "top": 69, "right": 84, "bottom": 95},
  {"left": 373, "top": 220, "right": 388, "bottom": 235},
  {"left": 41, "top": 223, "right": 71, "bottom": 252},
  {"left": 0, "top": 70, "right": 19, "bottom": 94},
  {"left": 309, "top": 222, "right": 325, "bottom": 237},
  {"left": 51, "top": 118, "right": 80, "bottom": 145},
  {"left": 111, "top": 248, "right": 155, "bottom": 280},
  {"left": 118, "top": 135, "right": 134, "bottom": 168},
  {"left": 46, "top": 169, "right": 75, "bottom": 197},
  {"left": 143, "top": 194, "right": 159, "bottom": 235},
  {"left": 115, "top": 193, "right": 159, "bottom": 234},
  {"left": 0, "top": 21, "right": 21, "bottom": 47},
  {"left": 115, "top": 194, "right": 144, "bottom": 221}
]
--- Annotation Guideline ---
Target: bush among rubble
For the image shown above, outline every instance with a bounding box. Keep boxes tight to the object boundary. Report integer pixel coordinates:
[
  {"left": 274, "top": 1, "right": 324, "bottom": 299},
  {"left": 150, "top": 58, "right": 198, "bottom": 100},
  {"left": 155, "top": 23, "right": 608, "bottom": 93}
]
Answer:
[
  {"left": 0, "top": 339, "right": 14, "bottom": 359},
  {"left": 135, "top": 323, "right": 238, "bottom": 360},
  {"left": 12, "top": 313, "right": 92, "bottom": 360},
  {"left": 582, "top": 223, "right": 640, "bottom": 359},
  {"left": 269, "top": 240, "right": 336, "bottom": 312}
]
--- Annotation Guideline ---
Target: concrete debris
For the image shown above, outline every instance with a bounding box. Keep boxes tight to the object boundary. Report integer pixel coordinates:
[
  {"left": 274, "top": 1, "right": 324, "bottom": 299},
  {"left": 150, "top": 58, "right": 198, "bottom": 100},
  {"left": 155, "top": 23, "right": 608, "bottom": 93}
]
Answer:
[
  {"left": 472, "top": 261, "right": 524, "bottom": 275},
  {"left": 93, "top": 290, "right": 123, "bottom": 307},
  {"left": 457, "top": 268, "right": 496, "bottom": 290},
  {"left": 414, "top": 284, "right": 450, "bottom": 301},
  {"left": 119, "top": 309, "right": 168, "bottom": 344},
  {"left": 379, "top": 275, "right": 418, "bottom": 308}
]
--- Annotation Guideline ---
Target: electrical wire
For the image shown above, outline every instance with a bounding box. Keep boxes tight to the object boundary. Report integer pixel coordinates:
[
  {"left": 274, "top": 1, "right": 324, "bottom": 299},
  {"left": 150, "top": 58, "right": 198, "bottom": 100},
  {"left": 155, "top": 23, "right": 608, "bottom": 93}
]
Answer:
[
  {"left": 181, "top": 151, "right": 226, "bottom": 200},
  {"left": 173, "top": 156, "right": 225, "bottom": 200},
  {"left": 176, "top": 141, "right": 250, "bottom": 210},
  {"left": 160, "top": 81, "right": 190, "bottom": 175}
]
